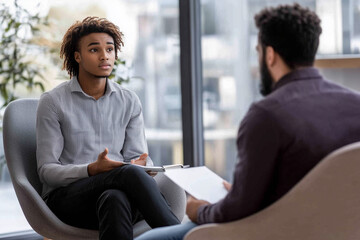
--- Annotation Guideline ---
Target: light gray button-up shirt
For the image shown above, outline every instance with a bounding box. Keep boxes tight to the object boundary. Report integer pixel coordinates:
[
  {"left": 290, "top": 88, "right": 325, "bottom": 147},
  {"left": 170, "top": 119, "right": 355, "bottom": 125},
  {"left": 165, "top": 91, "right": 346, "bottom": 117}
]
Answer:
[{"left": 36, "top": 77, "right": 152, "bottom": 198}]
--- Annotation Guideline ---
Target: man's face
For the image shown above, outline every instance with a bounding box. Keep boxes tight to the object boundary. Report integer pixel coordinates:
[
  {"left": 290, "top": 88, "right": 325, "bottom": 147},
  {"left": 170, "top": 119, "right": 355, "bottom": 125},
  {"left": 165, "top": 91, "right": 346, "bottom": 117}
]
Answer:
[
  {"left": 256, "top": 42, "right": 273, "bottom": 96},
  {"left": 75, "top": 32, "right": 116, "bottom": 79}
]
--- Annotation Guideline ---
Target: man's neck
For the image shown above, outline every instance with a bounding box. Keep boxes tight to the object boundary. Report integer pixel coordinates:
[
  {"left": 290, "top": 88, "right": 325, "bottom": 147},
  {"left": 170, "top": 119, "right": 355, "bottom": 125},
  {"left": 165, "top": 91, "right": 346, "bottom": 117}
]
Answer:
[
  {"left": 77, "top": 75, "right": 107, "bottom": 100},
  {"left": 274, "top": 65, "right": 312, "bottom": 84}
]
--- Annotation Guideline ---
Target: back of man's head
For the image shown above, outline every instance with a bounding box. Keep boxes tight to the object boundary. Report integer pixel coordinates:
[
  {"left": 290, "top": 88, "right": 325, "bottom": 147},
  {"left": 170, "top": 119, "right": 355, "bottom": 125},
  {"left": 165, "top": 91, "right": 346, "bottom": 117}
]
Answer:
[{"left": 255, "top": 3, "right": 322, "bottom": 69}]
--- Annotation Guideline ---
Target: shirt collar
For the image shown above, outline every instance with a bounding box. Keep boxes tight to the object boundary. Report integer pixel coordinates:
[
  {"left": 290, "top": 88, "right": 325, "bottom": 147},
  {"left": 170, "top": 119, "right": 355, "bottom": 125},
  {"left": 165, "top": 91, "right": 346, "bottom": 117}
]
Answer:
[
  {"left": 104, "top": 79, "right": 117, "bottom": 96},
  {"left": 272, "top": 67, "right": 322, "bottom": 92},
  {"left": 70, "top": 76, "right": 117, "bottom": 97},
  {"left": 70, "top": 76, "right": 83, "bottom": 93}
]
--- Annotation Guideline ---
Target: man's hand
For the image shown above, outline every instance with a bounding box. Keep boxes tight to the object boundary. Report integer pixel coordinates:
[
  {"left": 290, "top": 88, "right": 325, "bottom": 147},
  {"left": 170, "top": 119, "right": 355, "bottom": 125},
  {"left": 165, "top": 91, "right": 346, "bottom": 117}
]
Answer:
[
  {"left": 131, "top": 153, "right": 148, "bottom": 166},
  {"left": 146, "top": 171, "right": 158, "bottom": 177},
  {"left": 223, "top": 180, "right": 232, "bottom": 191},
  {"left": 131, "top": 153, "right": 157, "bottom": 177},
  {"left": 186, "top": 196, "right": 210, "bottom": 223},
  {"left": 88, "top": 148, "right": 124, "bottom": 176}
]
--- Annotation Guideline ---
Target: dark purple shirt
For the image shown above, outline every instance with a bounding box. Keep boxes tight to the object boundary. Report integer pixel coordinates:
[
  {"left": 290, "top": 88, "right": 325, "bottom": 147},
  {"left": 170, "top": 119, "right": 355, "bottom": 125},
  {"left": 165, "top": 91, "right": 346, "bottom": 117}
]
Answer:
[{"left": 197, "top": 67, "right": 360, "bottom": 224}]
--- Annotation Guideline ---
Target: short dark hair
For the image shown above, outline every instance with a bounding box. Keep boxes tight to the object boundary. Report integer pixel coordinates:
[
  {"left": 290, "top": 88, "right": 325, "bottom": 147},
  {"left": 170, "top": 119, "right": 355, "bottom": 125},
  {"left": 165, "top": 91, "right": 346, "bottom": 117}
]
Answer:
[
  {"left": 255, "top": 3, "right": 322, "bottom": 69},
  {"left": 60, "top": 17, "right": 124, "bottom": 78}
]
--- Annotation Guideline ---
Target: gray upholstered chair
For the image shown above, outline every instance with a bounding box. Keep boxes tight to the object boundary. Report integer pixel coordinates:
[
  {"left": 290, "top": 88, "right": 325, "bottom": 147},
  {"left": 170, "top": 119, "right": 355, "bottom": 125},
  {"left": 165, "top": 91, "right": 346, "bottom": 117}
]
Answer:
[
  {"left": 3, "top": 98, "right": 186, "bottom": 240},
  {"left": 185, "top": 141, "right": 360, "bottom": 240}
]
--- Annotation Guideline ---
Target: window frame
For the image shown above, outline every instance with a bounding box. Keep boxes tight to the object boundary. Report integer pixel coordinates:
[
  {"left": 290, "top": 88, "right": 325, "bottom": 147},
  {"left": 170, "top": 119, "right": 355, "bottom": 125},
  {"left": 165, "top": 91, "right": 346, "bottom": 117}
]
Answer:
[{"left": 179, "top": 0, "right": 205, "bottom": 167}]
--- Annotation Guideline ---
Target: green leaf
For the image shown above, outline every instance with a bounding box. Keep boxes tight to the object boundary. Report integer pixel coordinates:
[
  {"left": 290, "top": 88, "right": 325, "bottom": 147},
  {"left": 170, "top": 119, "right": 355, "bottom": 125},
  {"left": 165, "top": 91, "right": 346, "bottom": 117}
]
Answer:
[
  {"left": 14, "top": 22, "right": 21, "bottom": 29},
  {"left": 34, "top": 81, "right": 45, "bottom": 92},
  {"left": 0, "top": 85, "right": 8, "bottom": 101},
  {"left": 31, "top": 26, "right": 40, "bottom": 32},
  {"left": 5, "top": 19, "right": 14, "bottom": 32}
]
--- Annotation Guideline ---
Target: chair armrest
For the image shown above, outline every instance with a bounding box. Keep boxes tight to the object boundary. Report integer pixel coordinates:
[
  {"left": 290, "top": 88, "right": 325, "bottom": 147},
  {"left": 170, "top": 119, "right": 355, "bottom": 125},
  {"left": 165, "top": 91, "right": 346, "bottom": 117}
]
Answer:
[
  {"left": 184, "top": 222, "right": 239, "bottom": 240},
  {"left": 154, "top": 173, "right": 186, "bottom": 222}
]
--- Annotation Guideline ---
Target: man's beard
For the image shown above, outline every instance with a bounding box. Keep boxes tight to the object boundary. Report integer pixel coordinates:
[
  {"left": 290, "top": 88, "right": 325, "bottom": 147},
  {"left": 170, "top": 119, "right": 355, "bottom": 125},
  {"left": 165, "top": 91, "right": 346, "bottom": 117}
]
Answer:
[
  {"left": 94, "top": 75, "right": 110, "bottom": 78},
  {"left": 259, "top": 54, "right": 273, "bottom": 96}
]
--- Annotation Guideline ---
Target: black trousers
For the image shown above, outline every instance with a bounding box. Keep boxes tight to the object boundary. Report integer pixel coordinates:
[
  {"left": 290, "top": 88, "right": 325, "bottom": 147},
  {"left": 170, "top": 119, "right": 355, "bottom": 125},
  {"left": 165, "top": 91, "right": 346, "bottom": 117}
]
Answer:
[{"left": 46, "top": 164, "right": 180, "bottom": 240}]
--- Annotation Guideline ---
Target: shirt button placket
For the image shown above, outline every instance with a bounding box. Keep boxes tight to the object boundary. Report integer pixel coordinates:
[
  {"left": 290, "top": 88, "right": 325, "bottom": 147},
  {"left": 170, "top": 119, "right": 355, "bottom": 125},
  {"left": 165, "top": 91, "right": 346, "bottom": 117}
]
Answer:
[{"left": 97, "top": 99, "right": 102, "bottom": 154}]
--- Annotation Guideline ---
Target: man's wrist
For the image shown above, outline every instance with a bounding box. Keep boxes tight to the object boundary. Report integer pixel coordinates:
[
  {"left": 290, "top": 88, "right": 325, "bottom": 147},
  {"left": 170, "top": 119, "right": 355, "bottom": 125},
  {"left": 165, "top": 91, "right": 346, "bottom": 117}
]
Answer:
[{"left": 87, "top": 163, "right": 95, "bottom": 176}]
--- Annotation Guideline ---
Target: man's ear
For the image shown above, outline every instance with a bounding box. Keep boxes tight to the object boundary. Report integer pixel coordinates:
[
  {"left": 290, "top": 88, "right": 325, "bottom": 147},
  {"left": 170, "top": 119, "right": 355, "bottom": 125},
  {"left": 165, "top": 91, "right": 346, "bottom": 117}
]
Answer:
[
  {"left": 265, "top": 46, "right": 275, "bottom": 67},
  {"left": 74, "top": 51, "right": 81, "bottom": 63}
]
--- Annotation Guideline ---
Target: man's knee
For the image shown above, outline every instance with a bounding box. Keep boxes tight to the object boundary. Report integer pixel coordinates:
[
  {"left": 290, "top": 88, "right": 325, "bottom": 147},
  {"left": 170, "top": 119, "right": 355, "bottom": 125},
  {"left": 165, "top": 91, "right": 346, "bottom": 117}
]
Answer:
[
  {"left": 117, "top": 164, "right": 152, "bottom": 183},
  {"left": 124, "top": 164, "right": 148, "bottom": 175},
  {"left": 105, "top": 165, "right": 157, "bottom": 195}
]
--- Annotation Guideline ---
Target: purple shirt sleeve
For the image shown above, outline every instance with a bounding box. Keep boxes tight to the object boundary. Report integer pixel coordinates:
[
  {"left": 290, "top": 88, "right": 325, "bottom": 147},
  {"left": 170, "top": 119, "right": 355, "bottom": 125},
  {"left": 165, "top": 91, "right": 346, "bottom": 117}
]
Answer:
[{"left": 197, "top": 104, "right": 281, "bottom": 224}]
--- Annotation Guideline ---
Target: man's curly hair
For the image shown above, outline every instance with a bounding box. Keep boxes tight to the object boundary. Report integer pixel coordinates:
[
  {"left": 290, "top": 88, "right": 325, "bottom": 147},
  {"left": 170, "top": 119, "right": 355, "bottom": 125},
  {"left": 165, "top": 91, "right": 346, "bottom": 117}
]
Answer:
[
  {"left": 60, "top": 17, "right": 124, "bottom": 78},
  {"left": 255, "top": 3, "right": 322, "bottom": 69}
]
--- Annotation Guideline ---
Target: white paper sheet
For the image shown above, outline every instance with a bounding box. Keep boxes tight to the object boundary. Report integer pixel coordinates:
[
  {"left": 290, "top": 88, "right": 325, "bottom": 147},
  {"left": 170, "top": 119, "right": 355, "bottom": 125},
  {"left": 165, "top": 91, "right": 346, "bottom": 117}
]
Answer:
[{"left": 164, "top": 166, "right": 228, "bottom": 204}]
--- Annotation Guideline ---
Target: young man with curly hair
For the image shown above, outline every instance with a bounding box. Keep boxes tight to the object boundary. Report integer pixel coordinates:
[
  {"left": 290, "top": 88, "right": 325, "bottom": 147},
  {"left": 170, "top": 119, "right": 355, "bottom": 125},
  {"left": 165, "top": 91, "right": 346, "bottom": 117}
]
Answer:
[
  {"left": 36, "top": 17, "right": 180, "bottom": 240},
  {"left": 135, "top": 3, "right": 360, "bottom": 240}
]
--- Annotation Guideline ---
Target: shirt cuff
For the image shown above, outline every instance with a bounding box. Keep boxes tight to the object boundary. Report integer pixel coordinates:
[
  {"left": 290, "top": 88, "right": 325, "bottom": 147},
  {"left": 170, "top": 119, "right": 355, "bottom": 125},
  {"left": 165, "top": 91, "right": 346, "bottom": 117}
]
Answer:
[
  {"left": 197, "top": 204, "right": 208, "bottom": 224},
  {"left": 78, "top": 164, "right": 90, "bottom": 178}
]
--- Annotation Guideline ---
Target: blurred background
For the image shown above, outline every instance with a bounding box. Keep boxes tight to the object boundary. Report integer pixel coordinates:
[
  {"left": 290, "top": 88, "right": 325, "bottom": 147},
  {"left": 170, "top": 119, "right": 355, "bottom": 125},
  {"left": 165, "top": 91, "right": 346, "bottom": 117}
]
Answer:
[{"left": 1, "top": 0, "right": 360, "bottom": 236}]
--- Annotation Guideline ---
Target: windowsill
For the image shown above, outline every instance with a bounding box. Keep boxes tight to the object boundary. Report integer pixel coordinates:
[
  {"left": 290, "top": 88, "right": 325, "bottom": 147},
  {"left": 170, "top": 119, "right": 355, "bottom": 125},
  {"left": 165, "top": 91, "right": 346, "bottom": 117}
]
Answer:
[
  {"left": 315, "top": 54, "right": 360, "bottom": 68},
  {"left": 0, "top": 230, "right": 41, "bottom": 240}
]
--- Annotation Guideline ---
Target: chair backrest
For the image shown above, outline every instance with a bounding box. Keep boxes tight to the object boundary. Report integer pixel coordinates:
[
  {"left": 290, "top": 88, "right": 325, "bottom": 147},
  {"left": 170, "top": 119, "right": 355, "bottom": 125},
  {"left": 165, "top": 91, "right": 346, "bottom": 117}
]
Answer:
[
  {"left": 185, "top": 141, "right": 360, "bottom": 240},
  {"left": 3, "top": 98, "right": 42, "bottom": 195}
]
